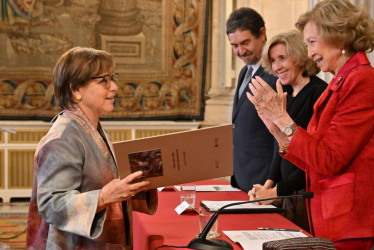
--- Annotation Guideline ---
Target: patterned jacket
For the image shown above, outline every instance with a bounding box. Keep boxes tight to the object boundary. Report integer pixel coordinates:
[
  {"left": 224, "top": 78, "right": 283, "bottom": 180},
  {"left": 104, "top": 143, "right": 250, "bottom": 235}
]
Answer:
[{"left": 26, "top": 107, "right": 157, "bottom": 249}]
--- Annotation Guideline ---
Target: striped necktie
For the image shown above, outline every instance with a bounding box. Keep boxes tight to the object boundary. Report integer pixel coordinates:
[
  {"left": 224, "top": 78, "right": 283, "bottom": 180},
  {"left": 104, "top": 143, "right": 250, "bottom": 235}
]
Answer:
[{"left": 238, "top": 66, "right": 253, "bottom": 99}]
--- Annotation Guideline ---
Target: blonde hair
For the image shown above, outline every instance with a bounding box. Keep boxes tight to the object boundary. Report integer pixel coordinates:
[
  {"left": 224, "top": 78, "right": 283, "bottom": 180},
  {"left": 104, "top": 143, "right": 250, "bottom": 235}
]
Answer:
[
  {"left": 262, "top": 30, "right": 320, "bottom": 76},
  {"left": 295, "top": 0, "right": 374, "bottom": 55}
]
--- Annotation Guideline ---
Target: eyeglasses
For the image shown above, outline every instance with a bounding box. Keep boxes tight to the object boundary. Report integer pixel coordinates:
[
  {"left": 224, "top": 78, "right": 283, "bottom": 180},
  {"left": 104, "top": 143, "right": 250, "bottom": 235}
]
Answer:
[{"left": 91, "top": 73, "right": 119, "bottom": 88}]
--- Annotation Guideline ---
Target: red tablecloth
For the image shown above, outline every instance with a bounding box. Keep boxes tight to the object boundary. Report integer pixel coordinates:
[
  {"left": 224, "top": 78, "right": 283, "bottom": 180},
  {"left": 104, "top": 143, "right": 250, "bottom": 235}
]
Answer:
[{"left": 133, "top": 180, "right": 305, "bottom": 250}]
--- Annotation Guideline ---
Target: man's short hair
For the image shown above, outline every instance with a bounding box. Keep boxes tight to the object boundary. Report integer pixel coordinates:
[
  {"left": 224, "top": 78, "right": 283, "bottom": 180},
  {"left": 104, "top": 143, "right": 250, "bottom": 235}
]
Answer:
[{"left": 226, "top": 7, "right": 265, "bottom": 38}]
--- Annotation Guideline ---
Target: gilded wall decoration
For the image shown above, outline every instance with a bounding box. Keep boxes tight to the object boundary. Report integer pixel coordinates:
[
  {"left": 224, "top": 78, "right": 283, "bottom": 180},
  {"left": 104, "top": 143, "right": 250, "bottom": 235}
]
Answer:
[{"left": 0, "top": 0, "right": 208, "bottom": 120}]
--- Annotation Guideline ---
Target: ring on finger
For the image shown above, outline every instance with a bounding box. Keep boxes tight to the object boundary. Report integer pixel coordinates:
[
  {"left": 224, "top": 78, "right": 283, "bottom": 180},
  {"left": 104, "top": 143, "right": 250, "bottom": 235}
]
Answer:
[
  {"left": 257, "top": 95, "right": 263, "bottom": 102},
  {"left": 130, "top": 190, "right": 135, "bottom": 197},
  {"left": 254, "top": 104, "right": 259, "bottom": 111}
]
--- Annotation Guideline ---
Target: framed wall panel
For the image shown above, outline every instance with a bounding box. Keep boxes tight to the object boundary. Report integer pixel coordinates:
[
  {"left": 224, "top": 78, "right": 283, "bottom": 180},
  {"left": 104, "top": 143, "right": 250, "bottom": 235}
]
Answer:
[
  {"left": 8, "top": 150, "right": 34, "bottom": 189},
  {"left": 0, "top": 150, "right": 3, "bottom": 189}
]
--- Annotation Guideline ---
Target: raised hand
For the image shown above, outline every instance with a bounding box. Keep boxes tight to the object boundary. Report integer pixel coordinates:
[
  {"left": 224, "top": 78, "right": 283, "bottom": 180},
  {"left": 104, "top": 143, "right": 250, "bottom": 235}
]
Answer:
[{"left": 246, "top": 77, "right": 287, "bottom": 123}]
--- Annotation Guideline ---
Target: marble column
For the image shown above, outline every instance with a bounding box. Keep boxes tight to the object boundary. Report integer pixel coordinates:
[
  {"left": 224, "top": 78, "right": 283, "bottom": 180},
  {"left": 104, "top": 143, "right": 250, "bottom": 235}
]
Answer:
[{"left": 202, "top": 0, "right": 235, "bottom": 127}]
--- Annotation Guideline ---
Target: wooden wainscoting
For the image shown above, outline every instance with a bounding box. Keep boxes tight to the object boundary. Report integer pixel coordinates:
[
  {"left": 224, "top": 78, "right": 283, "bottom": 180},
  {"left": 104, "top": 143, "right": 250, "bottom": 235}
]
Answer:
[
  {"left": 107, "top": 129, "right": 132, "bottom": 142},
  {"left": 0, "top": 150, "right": 3, "bottom": 189},
  {"left": 8, "top": 150, "right": 34, "bottom": 189},
  {"left": 135, "top": 129, "right": 185, "bottom": 139},
  {"left": 0, "top": 121, "right": 199, "bottom": 202},
  {"left": 8, "top": 130, "right": 48, "bottom": 144}
]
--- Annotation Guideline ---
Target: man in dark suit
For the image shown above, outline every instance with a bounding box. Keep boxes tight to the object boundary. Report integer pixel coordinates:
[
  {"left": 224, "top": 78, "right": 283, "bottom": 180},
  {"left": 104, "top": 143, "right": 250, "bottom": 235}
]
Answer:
[{"left": 226, "top": 8, "right": 277, "bottom": 192}]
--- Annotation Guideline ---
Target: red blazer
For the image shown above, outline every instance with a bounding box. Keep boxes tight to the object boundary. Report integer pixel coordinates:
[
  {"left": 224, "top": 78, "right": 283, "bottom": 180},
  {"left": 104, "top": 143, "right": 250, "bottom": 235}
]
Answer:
[{"left": 284, "top": 52, "right": 374, "bottom": 242}]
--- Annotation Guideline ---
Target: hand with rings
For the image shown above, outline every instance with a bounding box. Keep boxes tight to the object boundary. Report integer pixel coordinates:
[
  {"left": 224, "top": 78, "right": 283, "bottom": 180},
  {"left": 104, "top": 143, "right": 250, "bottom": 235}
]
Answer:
[
  {"left": 254, "top": 104, "right": 259, "bottom": 111},
  {"left": 247, "top": 77, "right": 287, "bottom": 121},
  {"left": 253, "top": 95, "right": 263, "bottom": 111}
]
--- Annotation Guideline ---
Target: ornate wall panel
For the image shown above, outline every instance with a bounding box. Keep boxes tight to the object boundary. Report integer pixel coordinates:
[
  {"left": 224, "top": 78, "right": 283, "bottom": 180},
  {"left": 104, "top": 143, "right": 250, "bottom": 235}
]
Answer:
[
  {"left": 0, "top": 120, "right": 199, "bottom": 202},
  {"left": 0, "top": 0, "right": 209, "bottom": 120},
  {"left": 8, "top": 129, "right": 48, "bottom": 143},
  {"left": 0, "top": 150, "right": 3, "bottom": 189},
  {"left": 106, "top": 129, "right": 132, "bottom": 142},
  {"left": 8, "top": 150, "right": 34, "bottom": 189},
  {"left": 135, "top": 129, "right": 184, "bottom": 138}
]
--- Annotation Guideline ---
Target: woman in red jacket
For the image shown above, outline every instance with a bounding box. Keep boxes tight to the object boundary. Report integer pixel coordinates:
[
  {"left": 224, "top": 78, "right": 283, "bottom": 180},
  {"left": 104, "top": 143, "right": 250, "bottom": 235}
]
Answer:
[{"left": 246, "top": 0, "right": 374, "bottom": 249}]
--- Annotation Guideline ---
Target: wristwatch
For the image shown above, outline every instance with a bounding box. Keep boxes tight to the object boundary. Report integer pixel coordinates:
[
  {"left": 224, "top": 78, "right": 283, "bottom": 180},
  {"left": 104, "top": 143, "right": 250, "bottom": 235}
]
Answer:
[{"left": 282, "top": 123, "right": 297, "bottom": 137}]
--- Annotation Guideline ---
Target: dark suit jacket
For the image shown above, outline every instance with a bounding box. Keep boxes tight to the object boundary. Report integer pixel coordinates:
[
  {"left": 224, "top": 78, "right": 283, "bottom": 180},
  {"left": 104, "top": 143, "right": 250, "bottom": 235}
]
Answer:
[{"left": 231, "top": 65, "right": 277, "bottom": 192}]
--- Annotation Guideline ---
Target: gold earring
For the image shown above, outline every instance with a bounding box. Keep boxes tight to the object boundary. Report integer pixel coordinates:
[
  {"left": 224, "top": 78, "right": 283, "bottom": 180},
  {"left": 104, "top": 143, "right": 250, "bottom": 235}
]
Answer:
[{"left": 76, "top": 94, "right": 82, "bottom": 100}]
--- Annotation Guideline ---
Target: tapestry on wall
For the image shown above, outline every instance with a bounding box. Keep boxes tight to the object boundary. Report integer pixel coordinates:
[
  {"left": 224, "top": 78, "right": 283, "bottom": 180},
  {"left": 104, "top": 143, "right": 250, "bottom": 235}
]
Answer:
[{"left": 0, "top": 0, "right": 208, "bottom": 120}]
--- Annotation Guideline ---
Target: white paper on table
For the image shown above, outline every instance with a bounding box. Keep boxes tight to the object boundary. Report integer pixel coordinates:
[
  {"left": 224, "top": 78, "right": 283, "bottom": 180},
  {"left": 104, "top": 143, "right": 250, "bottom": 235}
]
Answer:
[
  {"left": 196, "top": 185, "right": 241, "bottom": 192},
  {"left": 173, "top": 185, "right": 241, "bottom": 192},
  {"left": 201, "top": 201, "right": 277, "bottom": 212},
  {"left": 175, "top": 201, "right": 191, "bottom": 215},
  {"left": 157, "top": 186, "right": 178, "bottom": 191},
  {"left": 223, "top": 230, "right": 307, "bottom": 250}
]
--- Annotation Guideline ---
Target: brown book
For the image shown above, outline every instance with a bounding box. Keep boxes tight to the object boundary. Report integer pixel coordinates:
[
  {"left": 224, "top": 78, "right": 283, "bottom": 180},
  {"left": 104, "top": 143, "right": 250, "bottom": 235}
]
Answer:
[{"left": 113, "top": 124, "right": 233, "bottom": 189}]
